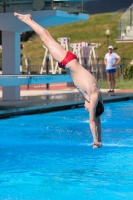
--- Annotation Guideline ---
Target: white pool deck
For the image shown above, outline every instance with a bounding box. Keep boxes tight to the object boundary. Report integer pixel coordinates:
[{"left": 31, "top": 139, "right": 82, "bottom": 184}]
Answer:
[{"left": 0, "top": 88, "right": 118, "bottom": 98}]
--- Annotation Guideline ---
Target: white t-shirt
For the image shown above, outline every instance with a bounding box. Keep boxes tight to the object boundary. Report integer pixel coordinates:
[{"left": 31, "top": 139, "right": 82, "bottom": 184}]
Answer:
[{"left": 104, "top": 52, "right": 120, "bottom": 70}]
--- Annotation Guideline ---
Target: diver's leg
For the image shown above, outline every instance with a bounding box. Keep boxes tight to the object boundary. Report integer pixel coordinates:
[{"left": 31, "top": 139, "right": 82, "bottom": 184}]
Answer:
[{"left": 14, "top": 12, "right": 66, "bottom": 62}]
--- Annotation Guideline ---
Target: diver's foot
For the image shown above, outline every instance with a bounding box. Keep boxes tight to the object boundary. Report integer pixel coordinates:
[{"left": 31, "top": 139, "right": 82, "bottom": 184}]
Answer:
[
  {"left": 93, "top": 142, "right": 102, "bottom": 148},
  {"left": 14, "top": 12, "right": 32, "bottom": 23}
]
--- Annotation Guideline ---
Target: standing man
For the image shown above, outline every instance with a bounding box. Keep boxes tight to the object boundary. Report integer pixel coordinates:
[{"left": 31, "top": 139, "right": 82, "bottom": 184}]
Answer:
[{"left": 104, "top": 46, "right": 121, "bottom": 92}]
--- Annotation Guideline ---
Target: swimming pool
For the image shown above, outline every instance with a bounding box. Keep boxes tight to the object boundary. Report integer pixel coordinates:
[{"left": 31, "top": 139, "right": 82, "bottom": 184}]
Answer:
[{"left": 0, "top": 100, "right": 133, "bottom": 200}]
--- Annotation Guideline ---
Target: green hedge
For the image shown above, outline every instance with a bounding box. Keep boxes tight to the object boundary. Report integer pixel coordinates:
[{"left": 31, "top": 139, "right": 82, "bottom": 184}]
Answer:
[{"left": 124, "top": 65, "right": 133, "bottom": 79}]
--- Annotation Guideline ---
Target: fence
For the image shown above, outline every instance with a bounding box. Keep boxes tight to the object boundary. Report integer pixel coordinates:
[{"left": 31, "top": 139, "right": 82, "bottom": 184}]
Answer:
[
  {"left": 0, "top": 57, "right": 132, "bottom": 89},
  {"left": 21, "top": 57, "right": 131, "bottom": 81}
]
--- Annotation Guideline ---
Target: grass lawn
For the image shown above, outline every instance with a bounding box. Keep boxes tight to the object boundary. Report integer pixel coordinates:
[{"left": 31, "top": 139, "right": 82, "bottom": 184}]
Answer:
[{"left": 98, "top": 79, "right": 133, "bottom": 89}]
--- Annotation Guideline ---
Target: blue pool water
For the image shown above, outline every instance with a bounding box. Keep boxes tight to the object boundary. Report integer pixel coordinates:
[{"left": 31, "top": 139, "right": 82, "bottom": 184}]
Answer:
[{"left": 0, "top": 100, "right": 133, "bottom": 200}]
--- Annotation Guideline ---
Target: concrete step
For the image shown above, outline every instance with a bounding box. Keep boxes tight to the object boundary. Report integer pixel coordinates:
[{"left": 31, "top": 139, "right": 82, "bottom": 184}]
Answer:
[
  {"left": 123, "top": 36, "right": 133, "bottom": 40},
  {"left": 127, "top": 32, "right": 133, "bottom": 36}
]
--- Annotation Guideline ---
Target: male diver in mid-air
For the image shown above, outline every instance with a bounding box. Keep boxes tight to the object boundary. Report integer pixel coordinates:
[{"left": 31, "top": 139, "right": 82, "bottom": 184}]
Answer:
[{"left": 14, "top": 12, "right": 104, "bottom": 148}]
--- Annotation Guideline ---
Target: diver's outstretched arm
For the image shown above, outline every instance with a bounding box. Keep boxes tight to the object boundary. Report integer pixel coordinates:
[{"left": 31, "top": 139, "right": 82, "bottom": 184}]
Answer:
[
  {"left": 96, "top": 116, "right": 102, "bottom": 143},
  {"left": 84, "top": 100, "right": 102, "bottom": 148}
]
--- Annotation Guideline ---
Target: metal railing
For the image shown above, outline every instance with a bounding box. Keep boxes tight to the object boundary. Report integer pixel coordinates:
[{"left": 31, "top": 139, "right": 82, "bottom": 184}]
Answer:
[
  {"left": 20, "top": 57, "right": 132, "bottom": 78},
  {"left": 0, "top": 57, "right": 132, "bottom": 89}
]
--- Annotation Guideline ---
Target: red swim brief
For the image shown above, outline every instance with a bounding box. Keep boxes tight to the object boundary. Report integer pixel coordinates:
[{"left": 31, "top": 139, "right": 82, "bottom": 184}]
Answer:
[{"left": 58, "top": 51, "right": 77, "bottom": 69}]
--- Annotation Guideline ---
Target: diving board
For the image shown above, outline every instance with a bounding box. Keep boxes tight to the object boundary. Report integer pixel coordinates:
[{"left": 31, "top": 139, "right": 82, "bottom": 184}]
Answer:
[{"left": 0, "top": 74, "right": 73, "bottom": 87}]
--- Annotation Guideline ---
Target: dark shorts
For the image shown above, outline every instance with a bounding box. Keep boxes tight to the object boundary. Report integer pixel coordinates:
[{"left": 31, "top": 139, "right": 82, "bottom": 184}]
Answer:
[
  {"left": 106, "top": 68, "right": 116, "bottom": 73},
  {"left": 95, "top": 101, "right": 104, "bottom": 117},
  {"left": 58, "top": 52, "right": 77, "bottom": 69}
]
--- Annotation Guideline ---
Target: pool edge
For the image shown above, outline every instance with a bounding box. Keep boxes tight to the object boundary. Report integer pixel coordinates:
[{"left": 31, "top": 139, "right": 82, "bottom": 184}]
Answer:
[{"left": 0, "top": 94, "right": 133, "bottom": 119}]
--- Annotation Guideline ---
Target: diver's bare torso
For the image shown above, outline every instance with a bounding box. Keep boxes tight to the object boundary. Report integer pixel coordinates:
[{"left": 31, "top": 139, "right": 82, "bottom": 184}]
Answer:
[{"left": 65, "top": 59, "right": 101, "bottom": 102}]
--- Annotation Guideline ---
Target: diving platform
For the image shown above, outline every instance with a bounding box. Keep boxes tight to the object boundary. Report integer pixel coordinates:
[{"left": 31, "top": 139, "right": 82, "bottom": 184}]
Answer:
[
  {"left": 0, "top": 74, "right": 73, "bottom": 87},
  {"left": 0, "top": 10, "right": 88, "bottom": 32}
]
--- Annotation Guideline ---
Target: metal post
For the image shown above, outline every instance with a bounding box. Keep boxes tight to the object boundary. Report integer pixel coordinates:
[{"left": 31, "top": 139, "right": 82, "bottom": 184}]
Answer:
[
  {"left": 121, "top": 33, "right": 125, "bottom": 60},
  {"left": 3, "top": 0, "right": 6, "bottom": 13},
  {"left": 96, "top": 58, "right": 99, "bottom": 82},
  {"left": 118, "top": 20, "right": 121, "bottom": 39},
  {"left": 27, "top": 58, "right": 30, "bottom": 75},
  {"left": 105, "top": 29, "right": 111, "bottom": 49},
  {"left": 81, "top": 1, "right": 83, "bottom": 13},
  {"left": 27, "top": 58, "right": 30, "bottom": 90},
  {"left": 46, "top": 57, "right": 49, "bottom": 90},
  {"left": 107, "top": 35, "right": 109, "bottom": 48},
  {"left": 121, "top": 33, "right": 125, "bottom": 80},
  {"left": 130, "top": 6, "right": 132, "bottom": 27},
  {"left": 122, "top": 58, "right": 124, "bottom": 79},
  {"left": 51, "top": 0, "right": 53, "bottom": 9}
]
